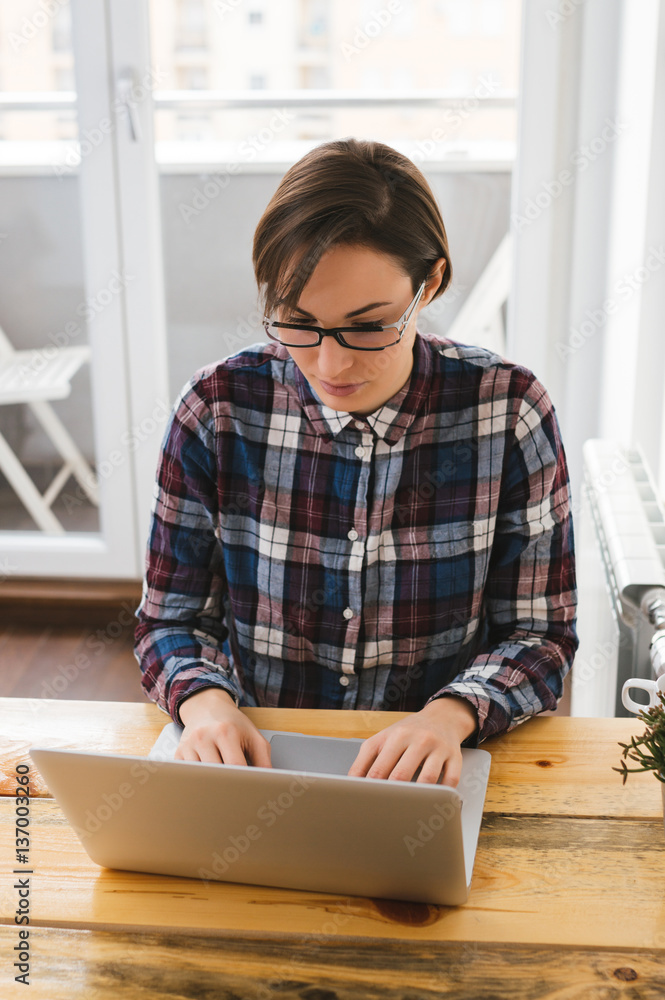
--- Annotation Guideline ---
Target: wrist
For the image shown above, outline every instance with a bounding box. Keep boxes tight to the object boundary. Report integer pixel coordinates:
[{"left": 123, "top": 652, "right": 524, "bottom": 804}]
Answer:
[
  {"left": 420, "top": 695, "right": 478, "bottom": 743},
  {"left": 178, "top": 686, "right": 237, "bottom": 726}
]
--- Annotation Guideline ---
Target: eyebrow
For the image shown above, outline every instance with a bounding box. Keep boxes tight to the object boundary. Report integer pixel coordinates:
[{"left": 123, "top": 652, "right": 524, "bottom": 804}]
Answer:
[{"left": 291, "top": 301, "right": 393, "bottom": 320}]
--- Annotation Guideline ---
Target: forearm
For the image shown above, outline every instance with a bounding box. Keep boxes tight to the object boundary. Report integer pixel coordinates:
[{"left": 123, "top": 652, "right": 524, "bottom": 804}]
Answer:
[
  {"left": 135, "top": 619, "right": 241, "bottom": 723},
  {"left": 431, "top": 620, "right": 577, "bottom": 742}
]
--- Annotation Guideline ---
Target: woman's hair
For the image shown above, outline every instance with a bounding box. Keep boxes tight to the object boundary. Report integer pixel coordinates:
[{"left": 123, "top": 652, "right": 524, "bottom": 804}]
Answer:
[{"left": 252, "top": 137, "right": 452, "bottom": 317}]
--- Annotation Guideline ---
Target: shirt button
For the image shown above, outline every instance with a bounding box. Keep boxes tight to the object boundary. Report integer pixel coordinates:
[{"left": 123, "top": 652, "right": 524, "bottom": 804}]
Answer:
[
  {"left": 347, "top": 528, "right": 358, "bottom": 541},
  {"left": 354, "top": 420, "right": 364, "bottom": 430},
  {"left": 343, "top": 607, "right": 354, "bottom": 619},
  {"left": 354, "top": 445, "right": 365, "bottom": 458},
  {"left": 339, "top": 675, "right": 350, "bottom": 687}
]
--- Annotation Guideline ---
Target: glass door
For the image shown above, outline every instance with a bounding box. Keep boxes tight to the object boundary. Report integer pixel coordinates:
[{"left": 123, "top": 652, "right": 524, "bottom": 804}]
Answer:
[{"left": 0, "top": 0, "right": 168, "bottom": 578}]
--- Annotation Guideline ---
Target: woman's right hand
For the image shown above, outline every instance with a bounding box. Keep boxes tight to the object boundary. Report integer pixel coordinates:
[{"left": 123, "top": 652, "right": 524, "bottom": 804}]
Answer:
[{"left": 174, "top": 687, "right": 272, "bottom": 767}]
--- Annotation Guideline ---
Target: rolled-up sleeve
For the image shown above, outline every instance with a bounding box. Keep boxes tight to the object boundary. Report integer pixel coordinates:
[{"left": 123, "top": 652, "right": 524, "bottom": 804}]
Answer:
[
  {"left": 134, "top": 375, "right": 242, "bottom": 724},
  {"left": 427, "top": 378, "right": 579, "bottom": 743}
]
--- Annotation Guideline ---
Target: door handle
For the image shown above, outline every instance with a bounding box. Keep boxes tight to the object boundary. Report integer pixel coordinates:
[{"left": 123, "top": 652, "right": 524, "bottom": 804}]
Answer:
[{"left": 116, "top": 68, "right": 142, "bottom": 142}]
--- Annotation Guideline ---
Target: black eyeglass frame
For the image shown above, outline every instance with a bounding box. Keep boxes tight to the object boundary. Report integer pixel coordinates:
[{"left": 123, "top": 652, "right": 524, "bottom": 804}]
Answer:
[{"left": 263, "top": 279, "right": 427, "bottom": 351}]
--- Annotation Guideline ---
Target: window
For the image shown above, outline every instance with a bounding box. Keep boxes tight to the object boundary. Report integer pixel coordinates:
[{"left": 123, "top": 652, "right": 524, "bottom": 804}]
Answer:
[
  {"left": 176, "top": 66, "right": 210, "bottom": 90},
  {"left": 51, "top": 6, "right": 72, "bottom": 53},
  {"left": 149, "top": 0, "right": 521, "bottom": 155},
  {"left": 54, "top": 66, "right": 75, "bottom": 92},
  {"left": 301, "top": 66, "right": 330, "bottom": 89},
  {"left": 479, "top": 0, "right": 505, "bottom": 36},
  {"left": 444, "top": 0, "right": 473, "bottom": 36},
  {"left": 175, "top": 114, "right": 214, "bottom": 140},
  {"left": 176, "top": 0, "right": 207, "bottom": 51}
]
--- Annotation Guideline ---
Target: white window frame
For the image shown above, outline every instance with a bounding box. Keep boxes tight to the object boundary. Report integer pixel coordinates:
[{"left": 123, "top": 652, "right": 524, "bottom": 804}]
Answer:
[
  {"left": 507, "top": 0, "right": 665, "bottom": 504},
  {"left": 0, "top": 0, "right": 169, "bottom": 578}
]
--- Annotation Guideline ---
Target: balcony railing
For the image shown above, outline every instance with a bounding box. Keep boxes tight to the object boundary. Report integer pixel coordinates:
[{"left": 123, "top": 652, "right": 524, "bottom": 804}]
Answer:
[{"left": 0, "top": 89, "right": 517, "bottom": 112}]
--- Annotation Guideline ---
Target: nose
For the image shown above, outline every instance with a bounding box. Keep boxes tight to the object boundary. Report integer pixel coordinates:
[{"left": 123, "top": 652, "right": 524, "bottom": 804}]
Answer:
[{"left": 315, "top": 334, "right": 356, "bottom": 381}]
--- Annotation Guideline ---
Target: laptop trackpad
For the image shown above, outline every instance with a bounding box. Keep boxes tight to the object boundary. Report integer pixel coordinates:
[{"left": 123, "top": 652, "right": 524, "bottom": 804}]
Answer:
[{"left": 269, "top": 733, "right": 365, "bottom": 775}]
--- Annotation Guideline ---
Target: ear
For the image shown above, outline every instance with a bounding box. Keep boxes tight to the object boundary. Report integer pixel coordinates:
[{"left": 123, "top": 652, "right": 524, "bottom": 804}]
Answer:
[{"left": 422, "top": 257, "right": 447, "bottom": 305}]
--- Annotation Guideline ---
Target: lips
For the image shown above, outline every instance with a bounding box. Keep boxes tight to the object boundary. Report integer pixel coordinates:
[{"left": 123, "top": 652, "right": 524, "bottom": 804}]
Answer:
[{"left": 319, "top": 379, "right": 366, "bottom": 396}]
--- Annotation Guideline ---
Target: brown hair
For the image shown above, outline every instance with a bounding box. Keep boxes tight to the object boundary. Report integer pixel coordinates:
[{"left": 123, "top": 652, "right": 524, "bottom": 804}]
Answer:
[{"left": 252, "top": 137, "right": 452, "bottom": 317}]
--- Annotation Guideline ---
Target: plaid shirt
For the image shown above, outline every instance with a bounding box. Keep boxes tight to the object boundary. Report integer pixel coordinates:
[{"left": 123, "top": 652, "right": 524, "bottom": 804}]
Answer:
[{"left": 135, "top": 331, "right": 578, "bottom": 745}]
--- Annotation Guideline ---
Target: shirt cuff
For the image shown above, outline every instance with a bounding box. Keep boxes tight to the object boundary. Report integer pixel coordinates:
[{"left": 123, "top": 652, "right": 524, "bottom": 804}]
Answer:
[{"left": 171, "top": 677, "right": 241, "bottom": 726}]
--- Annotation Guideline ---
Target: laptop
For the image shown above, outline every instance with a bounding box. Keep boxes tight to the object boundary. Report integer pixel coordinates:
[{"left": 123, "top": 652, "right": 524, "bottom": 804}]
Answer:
[{"left": 30, "top": 723, "right": 491, "bottom": 906}]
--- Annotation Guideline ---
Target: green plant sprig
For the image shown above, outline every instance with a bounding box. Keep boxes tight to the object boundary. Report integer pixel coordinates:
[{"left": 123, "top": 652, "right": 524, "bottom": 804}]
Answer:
[{"left": 613, "top": 691, "right": 665, "bottom": 785}]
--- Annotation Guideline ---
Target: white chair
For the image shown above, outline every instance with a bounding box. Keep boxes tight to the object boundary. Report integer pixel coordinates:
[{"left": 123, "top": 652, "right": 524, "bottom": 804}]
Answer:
[
  {"left": 445, "top": 232, "right": 512, "bottom": 356},
  {"left": 0, "top": 325, "right": 99, "bottom": 534}
]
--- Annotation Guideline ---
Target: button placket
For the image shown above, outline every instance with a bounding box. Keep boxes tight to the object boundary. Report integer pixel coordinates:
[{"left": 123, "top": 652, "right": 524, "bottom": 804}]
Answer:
[{"left": 342, "top": 430, "right": 373, "bottom": 676}]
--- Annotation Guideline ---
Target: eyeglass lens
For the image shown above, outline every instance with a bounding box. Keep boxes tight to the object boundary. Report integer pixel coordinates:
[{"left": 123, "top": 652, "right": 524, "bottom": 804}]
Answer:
[{"left": 269, "top": 325, "right": 400, "bottom": 349}]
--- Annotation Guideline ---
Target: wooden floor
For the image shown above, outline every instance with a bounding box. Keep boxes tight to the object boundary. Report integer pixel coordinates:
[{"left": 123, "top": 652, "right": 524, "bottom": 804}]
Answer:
[{"left": 0, "top": 623, "right": 144, "bottom": 701}]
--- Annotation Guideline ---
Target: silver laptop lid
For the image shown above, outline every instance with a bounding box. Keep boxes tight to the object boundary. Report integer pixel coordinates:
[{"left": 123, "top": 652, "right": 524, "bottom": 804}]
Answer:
[{"left": 29, "top": 743, "right": 490, "bottom": 906}]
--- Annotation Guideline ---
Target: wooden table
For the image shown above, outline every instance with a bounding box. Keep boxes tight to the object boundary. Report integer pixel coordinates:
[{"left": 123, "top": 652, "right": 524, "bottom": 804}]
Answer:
[{"left": 1, "top": 698, "right": 664, "bottom": 998}]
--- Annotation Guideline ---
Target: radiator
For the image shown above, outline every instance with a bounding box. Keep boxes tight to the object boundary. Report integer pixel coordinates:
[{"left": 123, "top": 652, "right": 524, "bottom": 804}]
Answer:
[{"left": 570, "top": 439, "right": 665, "bottom": 717}]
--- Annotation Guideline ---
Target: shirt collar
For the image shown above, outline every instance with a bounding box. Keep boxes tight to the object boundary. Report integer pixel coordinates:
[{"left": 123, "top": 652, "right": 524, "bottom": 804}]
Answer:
[{"left": 289, "top": 330, "right": 435, "bottom": 444}]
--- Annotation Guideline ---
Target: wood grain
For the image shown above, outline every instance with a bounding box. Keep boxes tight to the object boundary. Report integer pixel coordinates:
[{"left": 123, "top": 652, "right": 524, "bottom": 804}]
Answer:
[
  {"left": 1, "top": 926, "right": 665, "bottom": 1000},
  {"left": 2, "top": 699, "right": 662, "bottom": 818},
  {"left": 0, "top": 624, "right": 143, "bottom": 701},
  {"left": 0, "top": 577, "right": 142, "bottom": 627},
  {"left": 1, "top": 799, "right": 664, "bottom": 949}
]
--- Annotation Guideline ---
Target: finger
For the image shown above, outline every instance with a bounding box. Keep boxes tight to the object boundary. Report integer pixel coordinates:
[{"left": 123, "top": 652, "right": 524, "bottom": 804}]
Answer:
[
  {"left": 175, "top": 741, "right": 203, "bottom": 762},
  {"left": 213, "top": 735, "right": 250, "bottom": 767},
  {"left": 187, "top": 736, "right": 226, "bottom": 764},
  {"left": 364, "top": 739, "right": 415, "bottom": 780},
  {"left": 384, "top": 745, "right": 430, "bottom": 782},
  {"left": 439, "top": 751, "right": 463, "bottom": 788},
  {"left": 415, "top": 752, "right": 449, "bottom": 785},
  {"left": 245, "top": 733, "right": 272, "bottom": 768},
  {"left": 347, "top": 737, "right": 382, "bottom": 777}
]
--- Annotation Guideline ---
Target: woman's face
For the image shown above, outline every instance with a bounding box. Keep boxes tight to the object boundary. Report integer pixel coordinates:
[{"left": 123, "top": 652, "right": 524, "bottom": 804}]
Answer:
[{"left": 281, "top": 244, "right": 445, "bottom": 415}]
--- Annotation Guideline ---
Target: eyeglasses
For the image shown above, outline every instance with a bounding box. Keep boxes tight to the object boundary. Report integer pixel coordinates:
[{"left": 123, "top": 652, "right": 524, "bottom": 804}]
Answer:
[{"left": 263, "top": 280, "right": 427, "bottom": 351}]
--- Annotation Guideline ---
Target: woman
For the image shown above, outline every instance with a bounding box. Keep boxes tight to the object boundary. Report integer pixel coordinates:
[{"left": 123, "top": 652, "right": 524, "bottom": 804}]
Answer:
[{"left": 135, "top": 137, "right": 578, "bottom": 787}]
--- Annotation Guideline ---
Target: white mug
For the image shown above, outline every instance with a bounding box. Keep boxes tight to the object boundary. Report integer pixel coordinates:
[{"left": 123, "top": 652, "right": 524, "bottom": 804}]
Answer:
[{"left": 621, "top": 674, "right": 665, "bottom": 715}]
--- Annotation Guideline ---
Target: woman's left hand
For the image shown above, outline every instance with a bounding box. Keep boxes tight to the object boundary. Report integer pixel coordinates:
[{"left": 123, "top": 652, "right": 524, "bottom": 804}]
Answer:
[{"left": 346, "top": 695, "right": 478, "bottom": 787}]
